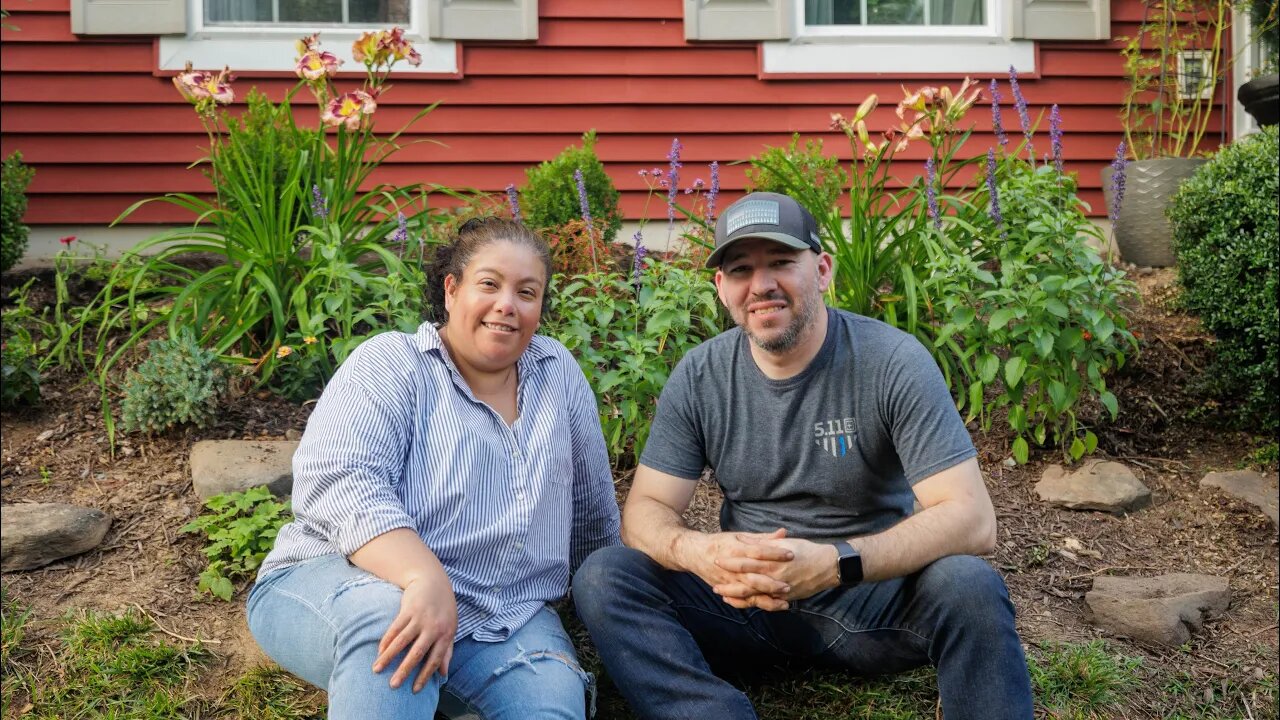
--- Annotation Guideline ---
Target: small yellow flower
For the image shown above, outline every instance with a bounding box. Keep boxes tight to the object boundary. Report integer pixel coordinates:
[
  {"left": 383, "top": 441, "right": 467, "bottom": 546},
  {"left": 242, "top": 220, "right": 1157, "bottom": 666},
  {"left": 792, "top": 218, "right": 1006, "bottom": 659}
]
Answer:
[
  {"left": 276, "top": 346, "right": 294, "bottom": 359},
  {"left": 303, "top": 336, "right": 318, "bottom": 345}
]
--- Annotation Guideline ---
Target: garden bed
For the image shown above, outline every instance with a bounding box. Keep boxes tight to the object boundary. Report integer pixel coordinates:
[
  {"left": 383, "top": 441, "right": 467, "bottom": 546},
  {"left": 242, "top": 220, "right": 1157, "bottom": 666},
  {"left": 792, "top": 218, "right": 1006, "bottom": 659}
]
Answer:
[{"left": 2, "top": 269, "right": 1277, "bottom": 719}]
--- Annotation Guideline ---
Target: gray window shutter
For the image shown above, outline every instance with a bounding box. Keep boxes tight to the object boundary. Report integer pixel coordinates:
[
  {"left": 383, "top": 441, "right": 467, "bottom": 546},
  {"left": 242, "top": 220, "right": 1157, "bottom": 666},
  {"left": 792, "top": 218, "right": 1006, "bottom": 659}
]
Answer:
[
  {"left": 1012, "top": 0, "right": 1109, "bottom": 40},
  {"left": 71, "top": 0, "right": 187, "bottom": 34},
  {"left": 428, "top": 0, "right": 538, "bottom": 40},
  {"left": 685, "top": 0, "right": 792, "bottom": 41}
]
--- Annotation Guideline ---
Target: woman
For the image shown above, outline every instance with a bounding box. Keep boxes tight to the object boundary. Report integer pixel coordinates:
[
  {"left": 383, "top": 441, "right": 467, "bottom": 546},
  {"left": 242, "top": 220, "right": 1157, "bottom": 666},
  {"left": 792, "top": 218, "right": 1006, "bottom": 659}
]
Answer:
[{"left": 248, "top": 218, "right": 621, "bottom": 719}]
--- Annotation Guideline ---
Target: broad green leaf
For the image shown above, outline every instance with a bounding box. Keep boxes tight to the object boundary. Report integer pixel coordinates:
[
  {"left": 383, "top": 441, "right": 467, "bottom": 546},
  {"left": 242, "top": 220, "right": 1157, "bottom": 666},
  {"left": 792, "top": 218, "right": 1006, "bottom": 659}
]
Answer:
[
  {"left": 1100, "top": 391, "right": 1118, "bottom": 419},
  {"left": 1004, "top": 356, "right": 1027, "bottom": 389},
  {"left": 989, "top": 307, "right": 1018, "bottom": 332},
  {"left": 1012, "top": 437, "right": 1029, "bottom": 464},
  {"left": 1033, "top": 331, "right": 1054, "bottom": 359},
  {"left": 1069, "top": 437, "right": 1086, "bottom": 460},
  {"left": 1084, "top": 430, "right": 1098, "bottom": 454},
  {"left": 1044, "top": 298, "right": 1069, "bottom": 319},
  {"left": 979, "top": 354, "right": 999, "bottom": 384}
]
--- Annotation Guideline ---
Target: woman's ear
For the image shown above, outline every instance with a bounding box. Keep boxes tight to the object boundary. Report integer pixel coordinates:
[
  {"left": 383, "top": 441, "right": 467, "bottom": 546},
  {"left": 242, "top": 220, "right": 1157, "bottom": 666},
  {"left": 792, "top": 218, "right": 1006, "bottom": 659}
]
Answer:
[{"left": 443, "top": 273, "right": 458, "bottom": 315}]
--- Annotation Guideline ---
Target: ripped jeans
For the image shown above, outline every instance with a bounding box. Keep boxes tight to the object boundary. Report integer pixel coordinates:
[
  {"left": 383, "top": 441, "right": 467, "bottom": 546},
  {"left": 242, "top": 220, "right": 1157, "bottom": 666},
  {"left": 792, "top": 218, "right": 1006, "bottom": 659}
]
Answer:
[{"left": 247, "top": 554, "right": 593, "bottom": 720}]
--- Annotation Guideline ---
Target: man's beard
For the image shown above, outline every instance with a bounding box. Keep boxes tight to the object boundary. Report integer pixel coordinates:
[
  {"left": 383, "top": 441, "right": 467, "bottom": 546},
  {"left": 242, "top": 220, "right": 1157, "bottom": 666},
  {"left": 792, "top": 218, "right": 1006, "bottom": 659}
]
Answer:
[{"left": 740, "top": 290, "right": 817, "bottom": 354}]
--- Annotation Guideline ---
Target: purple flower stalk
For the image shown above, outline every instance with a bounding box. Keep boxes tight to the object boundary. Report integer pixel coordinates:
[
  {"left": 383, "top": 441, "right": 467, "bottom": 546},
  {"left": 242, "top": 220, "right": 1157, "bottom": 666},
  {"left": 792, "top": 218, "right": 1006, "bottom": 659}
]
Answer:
[
  {"left": 632, "top": 230, "right": 647, "bottom": 287},
  {"left": 666, "top": 138, "right": 683, "bottom": 227},
  {"left": 1008, "top": 66, "right": 1034, "bottom": 160},
  {"left": 707, "top": 161, "right": 720, "bottom": 220},
  {"left": 986, "top": 149, "right": 1004, "bottom": 234},
  {"left": 1049, "top": 105, "right": 1064, "bottom": 176},
  {"left": 505, "top": 183, "right": 521, "bottom": 223},
  {"left": 391, "top": 211, "right": 408, "bottom": 244},
  {"left": 925, "top": 157, "right": 941, "bottom": 230},
  {"left": 1108, "top": 141, "right": 1128, "bottom": 225},
  {"left": 311, "top": 184, "right": 328, "bottom": 219},
  {"left": 574, "top": 168, "right": 593, "bottom": 231},
  {"left": 989, "top": 79, "right": 1008, "bottom": 150}
]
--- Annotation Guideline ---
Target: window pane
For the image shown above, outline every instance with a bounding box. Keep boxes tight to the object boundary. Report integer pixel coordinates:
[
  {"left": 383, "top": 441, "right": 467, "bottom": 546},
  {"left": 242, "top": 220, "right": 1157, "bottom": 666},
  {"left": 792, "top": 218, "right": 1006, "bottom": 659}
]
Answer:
[
  {"left": 207, "top": 0, "right": 409, "bottom": 24},
  {"left": 868, "top": 0, "right": 922, "bottom": 25},
  {"left": 805, "top": 0, "right": 985, "bottom": 26}
]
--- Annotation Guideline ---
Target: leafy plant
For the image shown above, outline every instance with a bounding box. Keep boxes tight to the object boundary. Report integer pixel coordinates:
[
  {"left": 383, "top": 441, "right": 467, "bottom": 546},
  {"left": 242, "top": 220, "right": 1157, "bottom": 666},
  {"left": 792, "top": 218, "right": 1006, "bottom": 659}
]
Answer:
[
  {"left": 72, "top": 31, "right": 444, "bottom": 431},
  {"left": 927, "top": 160, "right": 1137, "bottom": 462},
  {"left": 545, "top": 257, "right": 724, "bottom": 468},
  {"left": 1168, "top": 125, "right": 1279, "bottom": 431},
  {"left": 180, "top": 486, "right": 292, "bottom": 601},
  {"left": 121, "top": 328, "right": 227, "bottom": 434},
  {"left": 523, "top": 130, "right": 623, "bottom": 244},
  {"left": 1, "top": 151, "right": 34, "bottom": 274},
  {"left": 1, "top": 280, "right": 46, "bottom": 408},
  {"left": 746, "top": 134, "right": 849, "bottom": 219},
  {"left": 1119, "top": 0, "right": 1232, "bottom": 159}
]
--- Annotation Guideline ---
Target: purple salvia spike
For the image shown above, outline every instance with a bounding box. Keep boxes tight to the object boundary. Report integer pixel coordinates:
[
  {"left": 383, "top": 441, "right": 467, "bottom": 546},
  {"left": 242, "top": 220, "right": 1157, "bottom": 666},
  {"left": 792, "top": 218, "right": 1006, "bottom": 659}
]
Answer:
[
  {"left": 666, "top": 138, "right": 683, "bottom": 227},
  {"left": 311, "top": 184, "right": 328, "bottom": 220},
  {"left": 1108, "top": 141, "right": 1128, "bottom": 226},
  {"left": 575, "top": 168, "right": 593, "bottom": 229},
  {"left": 1008, "top": 66, "right": 1034, "bottom": 161},
  {"left": 505, "top": 183, "right": 522, "bottom": 223},
  {"left": 986, "top": 149, "right": 1005, "bottom": 236},
  {"left": 1049, "top": 105, "right": 1064, "bottom": 176},
  {"left": 391, "top": 211, "right": 408, "bottom": 244},
  {"left": 989, "top": 79, "right": 1008, "bottom": 150},
  {"left": 632, "top": 231, "right": 647, "bottom": 288},
  {"left": 925, "top": 157, "right": 941, "bottom": 231},
  {"left": 708, "top": 161, "right": 720, "bottom": 220}
]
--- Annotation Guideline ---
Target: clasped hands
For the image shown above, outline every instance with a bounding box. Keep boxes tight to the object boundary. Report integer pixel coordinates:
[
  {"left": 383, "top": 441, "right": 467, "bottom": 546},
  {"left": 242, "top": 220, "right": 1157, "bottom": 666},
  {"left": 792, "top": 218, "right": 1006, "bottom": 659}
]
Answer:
[{"left": 684, "top": 528, "right": 840, "bottom": 611}]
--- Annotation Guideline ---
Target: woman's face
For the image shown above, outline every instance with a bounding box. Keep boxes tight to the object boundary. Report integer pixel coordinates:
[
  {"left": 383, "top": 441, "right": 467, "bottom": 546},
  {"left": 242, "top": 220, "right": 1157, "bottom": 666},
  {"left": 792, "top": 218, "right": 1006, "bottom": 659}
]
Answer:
[{"left": 443, "top": 240, "right": 546, "bottom": 374}]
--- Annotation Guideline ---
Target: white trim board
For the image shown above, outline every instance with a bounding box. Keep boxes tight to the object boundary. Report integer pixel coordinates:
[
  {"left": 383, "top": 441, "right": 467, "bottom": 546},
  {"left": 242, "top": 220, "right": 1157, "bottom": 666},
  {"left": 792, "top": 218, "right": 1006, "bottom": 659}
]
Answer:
[{"left": 762, "top": 37, "right": 1035, "bottom": 75}]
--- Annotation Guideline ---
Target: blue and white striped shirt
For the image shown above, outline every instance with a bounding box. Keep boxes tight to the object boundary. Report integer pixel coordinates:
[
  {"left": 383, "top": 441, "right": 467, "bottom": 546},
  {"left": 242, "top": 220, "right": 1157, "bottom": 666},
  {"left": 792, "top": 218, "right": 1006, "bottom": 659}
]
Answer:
[{"left": 259, "top": 322, "right": 621, "bottom": 642}]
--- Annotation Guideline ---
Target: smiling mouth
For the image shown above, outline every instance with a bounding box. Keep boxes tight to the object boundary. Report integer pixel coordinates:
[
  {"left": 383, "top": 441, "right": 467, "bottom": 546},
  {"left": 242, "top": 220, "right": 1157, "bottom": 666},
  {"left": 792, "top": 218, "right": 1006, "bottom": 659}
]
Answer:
[
  {"left": 482, "top": 321, "right": 517, "bottom": 333},
  {"left": 748, "top": 302, "right": 787, "bottom": 316}
]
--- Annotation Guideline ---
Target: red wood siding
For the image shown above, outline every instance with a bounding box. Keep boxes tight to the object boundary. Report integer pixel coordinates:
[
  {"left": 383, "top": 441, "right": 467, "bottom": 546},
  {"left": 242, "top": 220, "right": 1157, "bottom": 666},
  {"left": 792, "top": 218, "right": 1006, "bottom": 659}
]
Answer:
[{"left": 0, "top": 0, "right": 1232, "bottom": 225}]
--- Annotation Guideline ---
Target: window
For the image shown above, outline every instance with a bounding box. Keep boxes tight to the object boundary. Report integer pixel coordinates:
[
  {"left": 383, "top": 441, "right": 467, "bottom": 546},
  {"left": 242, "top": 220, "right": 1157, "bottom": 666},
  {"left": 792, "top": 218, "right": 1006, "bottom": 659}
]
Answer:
[
  {"left": 805, "top": 0, "right": 985, "bottom": 28},
  {"left": 205, "top": 0, "right": 410, "bottom": 27}
]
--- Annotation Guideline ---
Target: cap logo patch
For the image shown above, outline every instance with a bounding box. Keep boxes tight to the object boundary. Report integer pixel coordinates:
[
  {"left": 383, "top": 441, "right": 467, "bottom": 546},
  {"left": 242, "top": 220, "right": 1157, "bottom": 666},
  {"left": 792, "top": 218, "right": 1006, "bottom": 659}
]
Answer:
[{"left": 724, "top": 200, "right": 779, "bottom": 236}]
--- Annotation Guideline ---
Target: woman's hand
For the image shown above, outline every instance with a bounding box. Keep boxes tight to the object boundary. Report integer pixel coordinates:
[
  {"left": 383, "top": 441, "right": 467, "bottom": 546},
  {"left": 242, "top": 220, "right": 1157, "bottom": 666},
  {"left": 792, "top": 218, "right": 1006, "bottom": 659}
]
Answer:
[{"left": 371, "top": 567, "right": 459, "bottom": 693}]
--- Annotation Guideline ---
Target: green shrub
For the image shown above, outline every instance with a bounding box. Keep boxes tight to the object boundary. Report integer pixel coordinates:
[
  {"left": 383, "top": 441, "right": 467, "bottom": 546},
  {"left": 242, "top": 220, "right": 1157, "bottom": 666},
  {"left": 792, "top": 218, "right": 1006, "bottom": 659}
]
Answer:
[
  {"left": 180, "top": 486, "right": 291, "bottom": 601},
  {"left": 746, "top": 134, "right": 849, "bottom": 218},
  {"left": 1, "top": 279, "right": 46, "bottom": 408},
  {"left": 121, "top": 328, "right": 226, "bottom": 434},
  {"left": 1169, "top": 125, "right": 1279, "bottom": 431},
  {"left": 545, "top": 257, "right": 724, "bottom": 468},
  {"left": 1, "top": 152, "right": 35, "bottom": 274},
  {"left": 927, "top": 161, "right": 1137, "bottom": 462},
  {"left": 523, "top": 130, "right": 623, "bottom": 243}
]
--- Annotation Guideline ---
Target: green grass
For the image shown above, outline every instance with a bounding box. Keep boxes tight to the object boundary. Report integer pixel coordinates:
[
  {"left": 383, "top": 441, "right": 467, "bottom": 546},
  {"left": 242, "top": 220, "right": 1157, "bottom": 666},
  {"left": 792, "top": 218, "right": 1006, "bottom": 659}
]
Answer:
[
  {"left": 223, "top": 665, "right": 325, "bottom": 720},
  {"left": 1, "top": 588, "right": 34, "bottom": 719},
  {"left": 1028, "top": 639, "right": 1142, "bottom": 719}
]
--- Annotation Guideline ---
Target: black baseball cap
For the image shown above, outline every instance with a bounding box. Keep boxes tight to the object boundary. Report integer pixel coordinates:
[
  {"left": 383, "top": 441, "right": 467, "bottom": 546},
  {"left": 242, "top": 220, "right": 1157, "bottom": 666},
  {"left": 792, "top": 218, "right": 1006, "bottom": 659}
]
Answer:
[{"left": 707, "top": 192, "right": 822, "bottom": 268}]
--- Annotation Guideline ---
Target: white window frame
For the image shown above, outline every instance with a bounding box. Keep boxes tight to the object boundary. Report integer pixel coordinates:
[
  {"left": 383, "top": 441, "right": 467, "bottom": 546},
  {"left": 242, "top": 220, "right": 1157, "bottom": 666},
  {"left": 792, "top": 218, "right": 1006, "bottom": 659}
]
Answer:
[
  {"left": 764, "top": 0, "right": 1035, "bottom": 75},
  {"left": 158, "top": 0, "right": 457, "bottom": 74}
]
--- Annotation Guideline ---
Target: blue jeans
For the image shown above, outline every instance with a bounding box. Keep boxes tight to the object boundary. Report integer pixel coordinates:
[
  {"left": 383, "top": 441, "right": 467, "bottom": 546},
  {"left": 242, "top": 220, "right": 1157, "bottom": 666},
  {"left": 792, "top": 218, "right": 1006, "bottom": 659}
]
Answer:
[
  {"left": 573, "top": 546, "right": 1033, "bottom": 720},
  {"left": 247, "top": 554, "right": 594, "bottom": 720}
]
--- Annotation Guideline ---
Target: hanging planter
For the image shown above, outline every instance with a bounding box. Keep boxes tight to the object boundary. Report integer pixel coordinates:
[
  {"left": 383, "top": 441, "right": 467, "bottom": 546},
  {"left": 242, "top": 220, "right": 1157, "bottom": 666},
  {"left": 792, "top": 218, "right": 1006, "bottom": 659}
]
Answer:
[
  {"left": 1102, "top": 158, "right": 1206, "bottom": 267},
  {"left": 1239, "top": 73, "right": 1280, "bottom": 126}
]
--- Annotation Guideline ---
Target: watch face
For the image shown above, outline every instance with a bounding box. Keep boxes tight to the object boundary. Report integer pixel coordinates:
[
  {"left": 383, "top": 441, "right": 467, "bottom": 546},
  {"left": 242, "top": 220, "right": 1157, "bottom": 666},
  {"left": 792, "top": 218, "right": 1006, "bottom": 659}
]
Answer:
[{"left": 838, "top": 546, "right": 863, "bottom": 585}]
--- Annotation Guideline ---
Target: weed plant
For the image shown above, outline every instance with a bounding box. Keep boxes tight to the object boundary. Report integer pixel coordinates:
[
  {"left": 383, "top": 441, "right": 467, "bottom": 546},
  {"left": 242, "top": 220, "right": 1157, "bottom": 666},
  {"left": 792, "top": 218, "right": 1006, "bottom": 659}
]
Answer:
[
  {"left": 121, "top": 327, "right": 227, "bottom": 434},
  {"left": 181, "top": 486, "right": 292, "bottom": 600},
  {"left": 0, "top": 152, "right": 33, "bottom": 274}
]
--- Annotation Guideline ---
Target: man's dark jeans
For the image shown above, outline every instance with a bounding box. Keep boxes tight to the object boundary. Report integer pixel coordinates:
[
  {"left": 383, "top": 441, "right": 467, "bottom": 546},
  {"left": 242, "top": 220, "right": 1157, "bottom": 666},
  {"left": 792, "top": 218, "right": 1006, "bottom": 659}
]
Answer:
[{"left": 573, "top": 546, "right": 1033, "bottom": 720}]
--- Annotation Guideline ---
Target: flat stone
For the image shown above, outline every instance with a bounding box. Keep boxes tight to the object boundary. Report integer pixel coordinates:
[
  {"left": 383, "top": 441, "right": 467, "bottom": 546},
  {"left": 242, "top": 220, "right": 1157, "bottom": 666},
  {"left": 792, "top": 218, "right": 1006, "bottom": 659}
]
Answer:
[
  {"left": 1036, "top": 460, "right": 1152, "bottom": 513},
  {"left": 1, "top": 503, "right": 112, "bottom": 571},
  {"left": 1200, "top": 470, "right": 1279, "bottom": 525},
  {"left": 189, "top": 440, "right": 299, "bottom": 500},
  {"left": 1086, "top": 573, "right": 1230, "bottom": 646}
]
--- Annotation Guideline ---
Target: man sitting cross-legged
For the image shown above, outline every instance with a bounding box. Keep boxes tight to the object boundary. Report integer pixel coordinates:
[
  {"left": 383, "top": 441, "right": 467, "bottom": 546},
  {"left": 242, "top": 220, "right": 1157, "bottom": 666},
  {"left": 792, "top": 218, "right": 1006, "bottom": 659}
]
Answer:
[{"left": 572, "top": 192, "right": 1034, "bottom": 720}]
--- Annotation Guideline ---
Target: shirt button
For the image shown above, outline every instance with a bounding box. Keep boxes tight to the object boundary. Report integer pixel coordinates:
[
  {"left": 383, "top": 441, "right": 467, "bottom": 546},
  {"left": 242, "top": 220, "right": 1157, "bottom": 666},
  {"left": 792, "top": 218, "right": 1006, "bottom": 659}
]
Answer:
[
  {"left": 516, "top": 489, "right": 525, "bottom": 500},
  {"left": 513, "top": 540, "right": 523, "bottom": 550}
]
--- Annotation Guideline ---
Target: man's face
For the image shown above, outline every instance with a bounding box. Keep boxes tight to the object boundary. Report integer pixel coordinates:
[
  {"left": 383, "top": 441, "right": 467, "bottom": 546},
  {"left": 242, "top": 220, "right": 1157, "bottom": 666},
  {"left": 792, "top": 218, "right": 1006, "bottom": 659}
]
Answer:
[{"left": 713, "top": 237, "right": 833, "bottom": 354}]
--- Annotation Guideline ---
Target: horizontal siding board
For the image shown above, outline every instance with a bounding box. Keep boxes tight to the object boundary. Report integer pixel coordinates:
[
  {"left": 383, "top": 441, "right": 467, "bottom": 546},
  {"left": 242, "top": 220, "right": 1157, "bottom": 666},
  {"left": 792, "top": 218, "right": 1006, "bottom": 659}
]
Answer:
[
  {"left": 1, "top": 42, "right": 157, "bottom": 72},
  {"left": 537, "top": 18, "right": 690, "bottom": 47},
  {"left": 2, "top": 74, "right": 1152, "bottom": 106},
  {"left": 0, "top": 103, "right": 1157, "bottom": 134},
  {"left": 463, "top": 47, "right": 756, "bottom": 76},
  {"left": 1, "top": 131, "right": 1153, "bottom": 164}
]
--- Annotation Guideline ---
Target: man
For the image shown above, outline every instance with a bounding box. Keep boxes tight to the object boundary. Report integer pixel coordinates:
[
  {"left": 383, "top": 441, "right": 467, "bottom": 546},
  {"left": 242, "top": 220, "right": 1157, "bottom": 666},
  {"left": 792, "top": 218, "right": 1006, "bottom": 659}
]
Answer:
[{"left": 573, "top": 192, "right": 1033, "bottom": 719}]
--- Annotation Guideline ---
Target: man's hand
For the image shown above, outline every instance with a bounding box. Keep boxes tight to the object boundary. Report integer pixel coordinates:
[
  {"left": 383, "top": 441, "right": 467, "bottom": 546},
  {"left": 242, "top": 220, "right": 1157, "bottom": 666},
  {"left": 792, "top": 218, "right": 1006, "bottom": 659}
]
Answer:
[
  {"left": 371, "top": 565, "right": 459, "bottom": 693},
  {"left": 679, "top": 528, "right": 797, "bottom": 611},
  {"left": 713, "top": 536, "right": 840, "bottom": 605}
]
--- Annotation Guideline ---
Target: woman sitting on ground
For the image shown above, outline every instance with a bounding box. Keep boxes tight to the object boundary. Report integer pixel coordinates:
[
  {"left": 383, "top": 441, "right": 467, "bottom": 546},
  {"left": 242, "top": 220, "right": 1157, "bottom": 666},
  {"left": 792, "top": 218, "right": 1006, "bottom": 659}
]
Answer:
[{"left": 247, "top": 217, "right": 621, "bottom": 720}]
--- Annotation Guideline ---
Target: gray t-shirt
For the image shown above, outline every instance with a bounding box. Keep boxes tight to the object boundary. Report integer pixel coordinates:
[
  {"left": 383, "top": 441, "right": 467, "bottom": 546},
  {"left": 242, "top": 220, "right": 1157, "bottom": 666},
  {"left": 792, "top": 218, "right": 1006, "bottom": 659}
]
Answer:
[{"left": 641, "top": 307, "right": 975, "bottom": 542}]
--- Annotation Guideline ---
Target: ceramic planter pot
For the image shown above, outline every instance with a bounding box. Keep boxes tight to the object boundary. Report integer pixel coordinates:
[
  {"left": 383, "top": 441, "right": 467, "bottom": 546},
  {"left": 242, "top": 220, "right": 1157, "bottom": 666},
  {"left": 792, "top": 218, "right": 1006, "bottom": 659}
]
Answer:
[
  {"left": 1101, "top": 158, "right": 1206, "bottom": 268},
  {"left": 1238, "top": 73, "right": 1279, "bottom": 127}
]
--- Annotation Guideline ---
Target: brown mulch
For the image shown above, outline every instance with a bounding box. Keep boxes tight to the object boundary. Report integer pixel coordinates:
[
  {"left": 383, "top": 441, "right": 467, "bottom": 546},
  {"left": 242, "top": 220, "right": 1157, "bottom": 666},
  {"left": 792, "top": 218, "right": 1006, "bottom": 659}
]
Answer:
[{"left": 2, "top": 268, "right": 1277, "bottom": 718}]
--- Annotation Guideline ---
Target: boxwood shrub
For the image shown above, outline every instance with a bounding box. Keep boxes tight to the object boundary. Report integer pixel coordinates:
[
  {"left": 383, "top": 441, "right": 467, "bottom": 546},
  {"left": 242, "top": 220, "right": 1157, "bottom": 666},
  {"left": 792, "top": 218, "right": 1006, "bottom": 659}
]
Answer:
[
  {"left": 522, "top": 130, "right": 622, "bottom": 243},
  {"left": 1168, "top": 126, "right": 1279, "bottom": 430}
]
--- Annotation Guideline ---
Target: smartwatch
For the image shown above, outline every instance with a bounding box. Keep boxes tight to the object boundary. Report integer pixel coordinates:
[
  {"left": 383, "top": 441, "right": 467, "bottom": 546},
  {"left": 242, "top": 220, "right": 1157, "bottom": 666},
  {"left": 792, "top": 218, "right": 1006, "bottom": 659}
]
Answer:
[{"left": 834, "top": 541, "right": 863, "bottom": 586}]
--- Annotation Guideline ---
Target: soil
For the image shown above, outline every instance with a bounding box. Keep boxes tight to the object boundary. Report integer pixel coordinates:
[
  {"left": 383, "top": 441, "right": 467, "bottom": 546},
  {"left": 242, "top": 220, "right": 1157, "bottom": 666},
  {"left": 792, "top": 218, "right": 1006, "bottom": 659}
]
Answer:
[{"left": 2, "top": 268, "right": 1276, "bottom": 719}]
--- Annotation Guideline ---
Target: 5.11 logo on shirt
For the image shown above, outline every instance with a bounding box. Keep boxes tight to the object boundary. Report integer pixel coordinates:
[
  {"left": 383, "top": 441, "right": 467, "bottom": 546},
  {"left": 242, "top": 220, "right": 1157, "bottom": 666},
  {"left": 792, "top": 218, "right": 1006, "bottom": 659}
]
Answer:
[{"left": 814, "top": 417, "right": 856, "bottom": 458}]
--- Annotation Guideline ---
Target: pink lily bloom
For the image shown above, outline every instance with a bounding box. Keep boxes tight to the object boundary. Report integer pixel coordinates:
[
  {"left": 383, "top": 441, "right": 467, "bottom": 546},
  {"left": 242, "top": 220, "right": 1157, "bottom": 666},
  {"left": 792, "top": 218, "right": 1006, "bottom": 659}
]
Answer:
[
  {"left": 322, "top": 90, "right": 377, "bottom": 130},
  {"left": 296, "top": 49, "right": 343, "bottom": 81}
]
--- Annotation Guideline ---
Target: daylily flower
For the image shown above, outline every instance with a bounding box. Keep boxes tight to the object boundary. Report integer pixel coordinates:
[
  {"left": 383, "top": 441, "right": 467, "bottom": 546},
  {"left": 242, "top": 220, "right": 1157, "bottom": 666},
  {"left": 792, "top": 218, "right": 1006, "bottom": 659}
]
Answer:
[
  {"left": 321, "top": 89, "right": 377, "bottom": 130},
  {"left": 830, "top": 112, "right": 852, "bottom": 132},
  {"left": 852, "top": 94, "right": 878, "bottom": 122},
  {"left": 276, "top": 345, "right": 294, "bottom": 359},
  {"left": 352, "top": 31, "right": 385, "bottom": 66},
  {"left": 173, "top": 62, "right": 235, "bottom": 113},
  {"left": 353, "top": 27, "right": 421, "bottom": 70},
  {"left": 296, "top": 49, "right": 343, "bottom": 82},
  {"left": 303, "top": 336, "right": 318, "bottom": 345},
  {"left": 380, "top": 26, "right": 422, "bottom": 67},
  {"left": 296, "top": 33, "right": 320, "bottom": 55}
]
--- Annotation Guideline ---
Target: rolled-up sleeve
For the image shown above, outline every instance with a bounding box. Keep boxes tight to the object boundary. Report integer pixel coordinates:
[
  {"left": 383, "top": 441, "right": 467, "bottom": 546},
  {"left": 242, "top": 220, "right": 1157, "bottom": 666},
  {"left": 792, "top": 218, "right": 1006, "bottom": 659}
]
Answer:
[
  {"left": 290, "top": 347, "right": 417, "bottom": 557},
  {"left": 565, "top": 363, "right": 622, "bottom": 571}
]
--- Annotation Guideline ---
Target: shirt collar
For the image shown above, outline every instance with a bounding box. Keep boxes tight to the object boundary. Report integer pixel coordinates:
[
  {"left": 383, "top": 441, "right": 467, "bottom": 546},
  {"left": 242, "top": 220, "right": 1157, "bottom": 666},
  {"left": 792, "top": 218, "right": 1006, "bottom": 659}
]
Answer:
[{"left": 415, "top": 321, "right": 556, "bottom": 374}]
